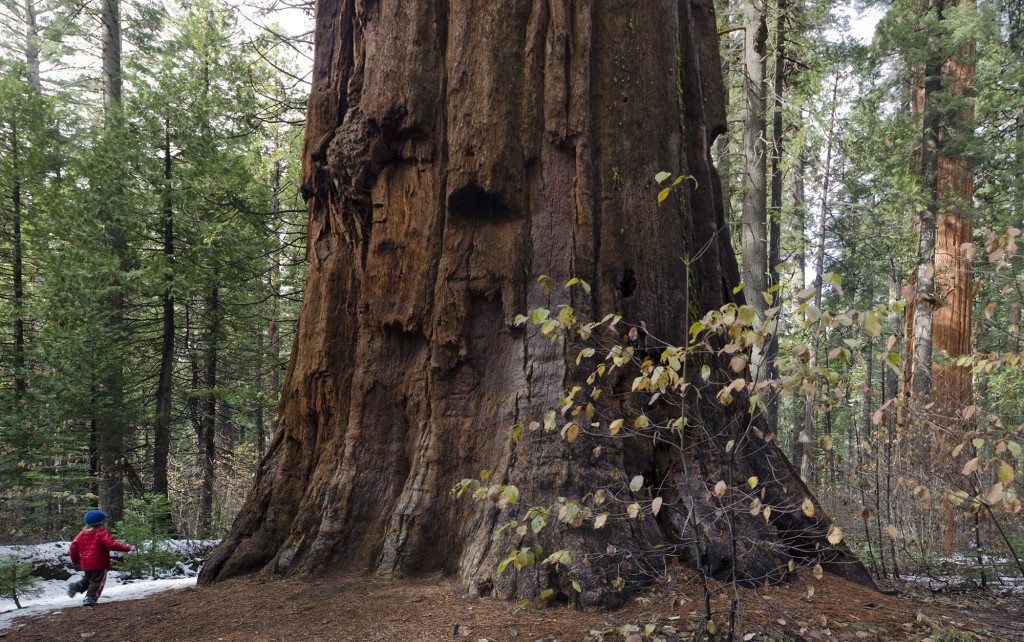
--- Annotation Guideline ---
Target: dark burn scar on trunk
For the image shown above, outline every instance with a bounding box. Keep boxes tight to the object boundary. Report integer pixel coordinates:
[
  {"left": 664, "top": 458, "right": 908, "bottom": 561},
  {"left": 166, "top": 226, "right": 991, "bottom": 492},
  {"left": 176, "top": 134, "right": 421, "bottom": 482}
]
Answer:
[
  {"left": 618, "top": 268, "right": 637, "bottom": 299},
  {"left": 447, "top": 182, "right": 513, "bottom": 221}
]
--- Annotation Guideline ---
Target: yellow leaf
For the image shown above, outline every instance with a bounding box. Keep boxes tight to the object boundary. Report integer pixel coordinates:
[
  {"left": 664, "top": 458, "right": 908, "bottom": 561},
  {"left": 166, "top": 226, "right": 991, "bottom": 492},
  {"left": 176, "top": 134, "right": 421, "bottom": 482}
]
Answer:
[
  {"left": 826, "top": 525, "right": 843, "bottom": 545},
  {"left": 576, "top": 347, "right": 595, "bottom": 365},
  {"left": 629, "top": 475, "right": 644, "bottom": 492},
  {"left": 998, "top": 462, "right": 1015, "bottom": 485},
  {"left": 806, "top": 585, "right": 815, "bottom": 599},
  {"left": 763, "top": 506, "right": 772, "bottom": 522},
  {"left": 885, "top": 525, "right": 898, "bottom": 539},
  {"left": 609, "top": 418, "right": 623, "bottom": 436},
  {"left": 863, "top": 314, "right": 882, "bottom": 337},
  {"left": 812, "top": 564, "right": 823, "bottom": 580},
  {"left": 594, "top": 513, "right": 608, "bottom": 529},
  {"left": 566, "top": 423, "right": 580, "bottom": 442},
  {"left": 801, "top": 498, "right": 815, "bottom": 518},
  {"left": 819, "top": 435, "right": 833, "bottom": 451},
  {"left": 651, "top": 497, "right": 663, "bottom": 516},
  {"left": 725, "top": 439, "right": 735, "bottom": 453},
  {"left": 627, "top": 502, "right": 640, "bottom": 518},
  {"left": 747, "top": 476, "right": 758, "bottom": 489},
  {"left": 713, "top": 480, "right": 727, "bottom": 497},
  {"left": 949, "top": 490, "right": 969, "bottom": 507}
]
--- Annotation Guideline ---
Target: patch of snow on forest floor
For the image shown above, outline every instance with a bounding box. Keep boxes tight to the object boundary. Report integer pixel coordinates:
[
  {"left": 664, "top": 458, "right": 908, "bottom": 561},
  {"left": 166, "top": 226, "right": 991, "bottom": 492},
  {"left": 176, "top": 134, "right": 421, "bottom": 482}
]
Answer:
[
  {"left": 0, "top": 574, "right": 196, "bottom": 631},
  {"left": 0, "top": 539, "right": 218, "bottom": 632},
  {"left": 899, "top": 572, "right": 1024, "bottom": 593}
]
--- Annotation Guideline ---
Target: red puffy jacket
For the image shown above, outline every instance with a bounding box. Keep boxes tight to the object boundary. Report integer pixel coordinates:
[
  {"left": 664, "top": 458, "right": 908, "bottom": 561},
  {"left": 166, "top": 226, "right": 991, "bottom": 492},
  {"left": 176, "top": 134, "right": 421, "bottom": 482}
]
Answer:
[{"left": 69, "top": 527, "right": 132, "bottom": 571}]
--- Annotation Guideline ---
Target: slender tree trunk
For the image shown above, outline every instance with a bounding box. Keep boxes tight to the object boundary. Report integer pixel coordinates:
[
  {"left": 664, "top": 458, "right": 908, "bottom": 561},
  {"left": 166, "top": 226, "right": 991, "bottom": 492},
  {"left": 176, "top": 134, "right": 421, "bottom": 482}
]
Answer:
[
  {"left": 910, "top": 0, "right": 944, "bottom": 434},
  {"left": 96, "top": 0, "right": 128, "bottom": 523},
  {"left": 201, "top": 0, "right": 873, "bottom": 602},
  {"left": 255, "top": 328, "right": 266, "bottom": 458},
  {"left": 791, "top": 146, "right": 807, "bottom": 465},
  {"left": 885, "top": 275, "right": 902, "bottom": 577},
  {"left": 801, "top": 76, "right": 839, "bottom": 481},
  {"left": 24, "top": 0, "right": 41, "bottom": 91},
  {"left": 153, "top": 120, "right": 175, "bottom": 496},
  {"left": 765, "top": 0, "right": 785, "bottom": 433},
  {"left": 716, "top": 27, "right": 733, "bottom": 224},
  {"left": 863, "top": 332, "right": 874, "bottom": 448},
  {"left": 1011, "top": 301, "right": 1021, "bottom": 352},
  {"left": 9, "top": 123, "right": 26, "bottom": 397},
  {"left": 741, "top": 0, "right": 768, "bottom": 318},
  {"left": 267, "top": 264, "right": 282, "bottom": 431},
  {"left": 200, "top": 277, "right": 220, "bottom": 536},
  {"left": 100, "top": 0, "right": 122, "bottom": 111},
  {"left": 262, "top": 159, "right": 284, "bottom": 453}
]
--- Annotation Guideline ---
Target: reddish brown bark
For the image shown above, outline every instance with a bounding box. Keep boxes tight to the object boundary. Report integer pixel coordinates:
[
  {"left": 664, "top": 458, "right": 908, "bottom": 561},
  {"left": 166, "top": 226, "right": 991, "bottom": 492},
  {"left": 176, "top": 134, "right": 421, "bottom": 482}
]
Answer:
[
  {"left": 931, "top": 31, "right": 974, "bottom": 430},
  {"left": 903, "top": 0, "right": 974, "bottom": 555},
  {"left": 201, "top": 0, "right": 872, "bottom": 605},
  {"left": 933, "top": 12, "right": 975, "bottom": 557}
]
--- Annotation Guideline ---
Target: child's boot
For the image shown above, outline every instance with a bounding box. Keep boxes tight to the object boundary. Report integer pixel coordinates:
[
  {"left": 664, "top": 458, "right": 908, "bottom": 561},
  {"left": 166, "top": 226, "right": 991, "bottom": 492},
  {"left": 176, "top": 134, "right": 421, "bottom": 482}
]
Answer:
[
  {"left": 67, "top": 583, "right": 79, "bottom": 598},
  {"left": 82, "top": 596, "right": 97, "bottom": 606}
]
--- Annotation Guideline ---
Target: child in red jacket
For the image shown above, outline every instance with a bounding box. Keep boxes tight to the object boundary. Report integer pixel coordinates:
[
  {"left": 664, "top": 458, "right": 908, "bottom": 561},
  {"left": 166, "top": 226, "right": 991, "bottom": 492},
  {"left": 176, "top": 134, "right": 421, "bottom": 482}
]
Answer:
[{"left": 67, "top": 510, "right": 133, "bottom": 605}]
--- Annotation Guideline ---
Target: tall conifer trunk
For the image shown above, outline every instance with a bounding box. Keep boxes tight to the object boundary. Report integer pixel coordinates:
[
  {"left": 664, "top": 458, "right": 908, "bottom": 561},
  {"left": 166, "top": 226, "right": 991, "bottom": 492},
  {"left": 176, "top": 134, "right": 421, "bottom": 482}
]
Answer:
[
  {"left": 97, "top": 0, "right": 128, "bottom": 523},
  {"left": 765, "top": 0, "right": 786, "bottom": 433},
  {"left": 931, "top": 0, "right": 974, "bottom": 555},
  {"left": 903, "top": 1, "right": 974, "bottom": 553},
  {"left": 153, "top": 119, "right": 175, "bottom": 496},
  {"left": 801, "top": 76, "right": 839, "bottom": 482},
  {"left": 9, "top": 122, "right": 26, "bottom": 398},
  {"left": 24, "top": 0, "right": 41, "bottom": 91},
  {"left": 201, "top": 0, "right": 872, "bottom": 604},
  {"left": 741, "top": 0, "right": 768, "bottom": 318},
  {"left": 200, "top": 275, "right": 220, "bottom": 536}
]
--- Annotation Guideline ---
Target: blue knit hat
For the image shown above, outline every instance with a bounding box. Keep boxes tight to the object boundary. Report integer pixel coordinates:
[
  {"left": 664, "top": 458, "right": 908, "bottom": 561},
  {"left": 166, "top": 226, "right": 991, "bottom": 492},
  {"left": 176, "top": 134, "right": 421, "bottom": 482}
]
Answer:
[{"left": 84, "top": 510, "right": 107, "bottom": 526}]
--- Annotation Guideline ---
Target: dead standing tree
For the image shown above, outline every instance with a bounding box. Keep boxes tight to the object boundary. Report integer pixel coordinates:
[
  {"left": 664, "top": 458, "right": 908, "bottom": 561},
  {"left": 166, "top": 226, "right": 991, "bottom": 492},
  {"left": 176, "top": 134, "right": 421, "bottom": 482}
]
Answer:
[{"left": 201, "top": 0, "right": 873, "bottom": 606}]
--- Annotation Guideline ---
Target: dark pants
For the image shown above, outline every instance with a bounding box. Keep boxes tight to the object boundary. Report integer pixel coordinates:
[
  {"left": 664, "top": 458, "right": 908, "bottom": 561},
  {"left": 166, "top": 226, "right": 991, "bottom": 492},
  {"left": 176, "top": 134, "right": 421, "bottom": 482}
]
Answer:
[{"left": 72, "top": 569, "right": 108, "bottom": 601}]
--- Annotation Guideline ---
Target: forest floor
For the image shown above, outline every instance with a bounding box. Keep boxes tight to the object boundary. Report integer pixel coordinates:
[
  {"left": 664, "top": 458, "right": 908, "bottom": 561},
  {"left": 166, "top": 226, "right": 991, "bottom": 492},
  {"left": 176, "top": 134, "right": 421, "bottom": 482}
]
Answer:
[{"left": 2, "top": 569, "right": 1022, "bottom": 641}]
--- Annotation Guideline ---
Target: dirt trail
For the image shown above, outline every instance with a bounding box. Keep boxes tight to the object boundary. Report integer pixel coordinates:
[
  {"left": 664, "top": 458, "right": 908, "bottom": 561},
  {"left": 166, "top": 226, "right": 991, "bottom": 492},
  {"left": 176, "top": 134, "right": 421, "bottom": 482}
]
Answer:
[{"left": 3, "top": 571, "right": 1019, "bottom": 641}]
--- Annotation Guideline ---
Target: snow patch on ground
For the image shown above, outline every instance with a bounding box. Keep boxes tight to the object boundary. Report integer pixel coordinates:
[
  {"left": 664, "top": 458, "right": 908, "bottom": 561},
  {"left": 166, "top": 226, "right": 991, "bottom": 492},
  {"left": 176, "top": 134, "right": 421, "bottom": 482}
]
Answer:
[
  {"left": 900, "top": 573, "right": 1024, "bottom": 593},
  {"left": 0, "top": 539, "right": 219, "bottom": 632},
  {"left": 0, "top": 574, "right": 196, "bottom": 631}
]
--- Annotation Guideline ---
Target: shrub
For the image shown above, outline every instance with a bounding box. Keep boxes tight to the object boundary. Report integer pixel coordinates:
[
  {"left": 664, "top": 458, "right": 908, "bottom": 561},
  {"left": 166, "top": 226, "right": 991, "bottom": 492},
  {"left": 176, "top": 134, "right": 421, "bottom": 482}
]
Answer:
[
  {"left": 0, "top": 555, "right": 42, "bottom": 608},
  {"left": 114, "top": 493, "right": 178, "bottom": 579}
]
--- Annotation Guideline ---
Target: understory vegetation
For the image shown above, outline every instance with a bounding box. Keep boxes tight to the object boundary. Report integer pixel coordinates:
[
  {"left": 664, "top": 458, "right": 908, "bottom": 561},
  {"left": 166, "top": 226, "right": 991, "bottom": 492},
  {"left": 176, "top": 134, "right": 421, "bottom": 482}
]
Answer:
[{"left": 0, "top": 0, "right": 307, "bottom": 540}]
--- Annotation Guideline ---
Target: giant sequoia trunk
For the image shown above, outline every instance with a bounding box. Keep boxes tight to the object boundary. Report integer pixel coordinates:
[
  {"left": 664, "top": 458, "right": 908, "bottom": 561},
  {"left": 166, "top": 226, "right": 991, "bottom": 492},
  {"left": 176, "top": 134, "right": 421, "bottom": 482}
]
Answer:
[
  {"left": 201, "top": 0, "right": 872, "bottom": 605},
  {"left": 931, "top": 0, "right": 974, "bottom": 444}
]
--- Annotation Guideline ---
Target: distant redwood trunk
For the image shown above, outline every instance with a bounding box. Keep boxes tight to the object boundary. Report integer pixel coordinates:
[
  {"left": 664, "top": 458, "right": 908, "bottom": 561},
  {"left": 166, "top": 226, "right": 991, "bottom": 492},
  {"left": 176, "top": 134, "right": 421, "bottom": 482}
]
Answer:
[
  {"left": 903, "top": 0, "right": 974, "bottom": 555},
  {"left": 905, "top": 3, "right": 975, "bottom": 422},
  {"left": 931, "top": 26, "right": 974, "bottom": 434},
  {"left": 201, "top": 0, "right": 872, "bottom": 604},
  {"left": 932, "top": 6, "right": 975, "bottom": 556}
]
